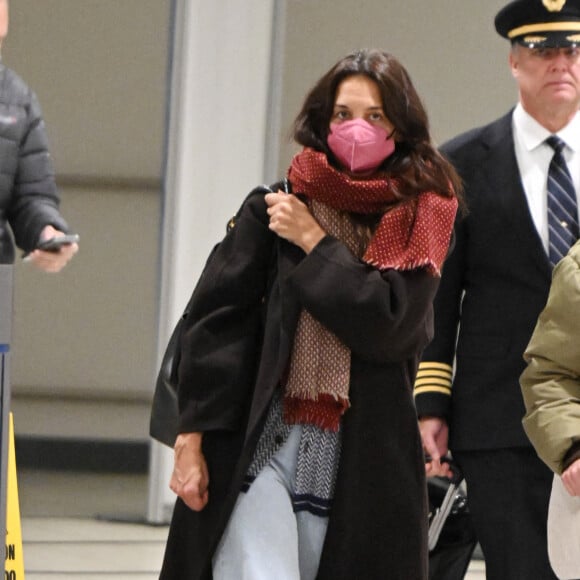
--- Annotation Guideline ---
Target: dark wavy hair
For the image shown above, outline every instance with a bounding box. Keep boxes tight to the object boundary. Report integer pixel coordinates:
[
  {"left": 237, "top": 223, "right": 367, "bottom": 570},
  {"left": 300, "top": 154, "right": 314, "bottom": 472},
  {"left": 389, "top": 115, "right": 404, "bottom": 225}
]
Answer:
[{"left": 293, "top": 49, "right": 463, "bottom": 204}]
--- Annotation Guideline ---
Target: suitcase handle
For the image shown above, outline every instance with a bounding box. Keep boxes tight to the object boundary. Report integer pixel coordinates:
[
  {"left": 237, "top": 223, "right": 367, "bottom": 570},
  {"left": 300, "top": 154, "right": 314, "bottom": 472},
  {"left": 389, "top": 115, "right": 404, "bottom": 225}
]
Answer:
[
  {"left": 425, "top": 455, "right": 463, "bottom": 485},
  {"left": 427, "top": 457, "right": 465, "bottom": 551}
]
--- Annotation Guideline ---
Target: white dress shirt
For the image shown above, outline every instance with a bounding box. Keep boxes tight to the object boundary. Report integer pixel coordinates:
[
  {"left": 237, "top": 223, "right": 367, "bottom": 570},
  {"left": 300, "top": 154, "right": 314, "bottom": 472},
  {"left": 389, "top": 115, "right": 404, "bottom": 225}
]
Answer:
[{"left": 512, "top": 103, "right": 580, "bottom": 254}]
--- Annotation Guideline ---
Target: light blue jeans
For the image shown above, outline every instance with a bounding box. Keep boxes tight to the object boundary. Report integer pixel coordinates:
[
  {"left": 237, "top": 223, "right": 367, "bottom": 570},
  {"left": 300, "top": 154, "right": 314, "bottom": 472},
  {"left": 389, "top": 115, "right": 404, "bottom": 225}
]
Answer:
[{"left": 212, "top": 426, "right": 329, "bottom": 580}]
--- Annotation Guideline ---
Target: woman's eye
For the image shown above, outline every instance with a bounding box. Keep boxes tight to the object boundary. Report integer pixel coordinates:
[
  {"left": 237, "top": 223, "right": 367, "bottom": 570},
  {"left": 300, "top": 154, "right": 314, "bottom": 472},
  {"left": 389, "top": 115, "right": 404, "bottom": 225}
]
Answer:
[
  {"left": 368, "top": 112, "right": 384, "bottom": 122},
  {"left": 334, "top": 110, "right": 349, "bottom": 120}
]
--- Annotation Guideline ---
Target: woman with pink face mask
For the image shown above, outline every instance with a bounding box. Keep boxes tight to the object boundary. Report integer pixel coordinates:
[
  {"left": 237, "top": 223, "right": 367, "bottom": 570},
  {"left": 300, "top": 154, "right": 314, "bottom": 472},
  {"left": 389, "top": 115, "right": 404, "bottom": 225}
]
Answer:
[{"left": 159, "top": 49, "right": 462, "bottom": 580}]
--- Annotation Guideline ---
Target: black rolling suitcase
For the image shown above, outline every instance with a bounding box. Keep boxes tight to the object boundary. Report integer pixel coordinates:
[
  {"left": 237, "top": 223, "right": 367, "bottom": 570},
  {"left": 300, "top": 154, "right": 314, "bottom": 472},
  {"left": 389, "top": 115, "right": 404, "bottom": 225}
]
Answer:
[{"left": 428, "top": 461, "right": 478, "bottom": 580}]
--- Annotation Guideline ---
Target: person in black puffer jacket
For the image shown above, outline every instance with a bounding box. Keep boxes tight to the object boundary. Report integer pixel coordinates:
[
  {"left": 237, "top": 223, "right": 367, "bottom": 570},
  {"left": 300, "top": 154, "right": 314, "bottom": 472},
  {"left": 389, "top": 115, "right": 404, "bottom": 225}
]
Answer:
[{"left": 0, "top": 0, "right": 77, "bottom": 271}]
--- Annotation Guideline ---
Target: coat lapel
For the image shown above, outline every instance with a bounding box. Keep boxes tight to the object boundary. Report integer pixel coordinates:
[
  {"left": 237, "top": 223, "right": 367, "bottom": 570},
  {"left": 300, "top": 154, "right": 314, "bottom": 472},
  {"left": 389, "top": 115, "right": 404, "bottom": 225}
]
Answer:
[
  {"left": 244, "top": 239, "right": 304, "bottom": 438},
  {"left": 277, "top": 240, "right": 303, "bottom": 357}
]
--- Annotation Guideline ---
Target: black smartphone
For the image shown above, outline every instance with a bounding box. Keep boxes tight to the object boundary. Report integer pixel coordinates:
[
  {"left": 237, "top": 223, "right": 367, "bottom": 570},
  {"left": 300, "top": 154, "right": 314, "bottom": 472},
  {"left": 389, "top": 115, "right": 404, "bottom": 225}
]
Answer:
[{"left": 37, "top": 234, "right": 79, "bottom": 252}]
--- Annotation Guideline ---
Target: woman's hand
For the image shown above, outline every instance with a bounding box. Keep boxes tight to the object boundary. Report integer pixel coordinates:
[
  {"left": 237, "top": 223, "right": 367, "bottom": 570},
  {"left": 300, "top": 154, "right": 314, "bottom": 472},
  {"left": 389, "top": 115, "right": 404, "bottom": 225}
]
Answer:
[
  {"left": 265, "top": 191, "right": 325, "bottom": 253},
  {"left": 562, "top": 458, "right": 580, "bottom": 496},
  {"left": 170, "top": 432, "right": 209, "bottom": 511},
  {"left": 26, "top": 225, "right": 79, "bottom": 273}
]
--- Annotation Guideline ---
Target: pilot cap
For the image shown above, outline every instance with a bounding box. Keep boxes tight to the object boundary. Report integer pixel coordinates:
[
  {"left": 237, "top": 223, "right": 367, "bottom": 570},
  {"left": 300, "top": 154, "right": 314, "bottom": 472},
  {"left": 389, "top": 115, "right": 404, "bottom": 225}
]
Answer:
[{"left": 495, "top": 0, "right": 580, "bottom": 47}]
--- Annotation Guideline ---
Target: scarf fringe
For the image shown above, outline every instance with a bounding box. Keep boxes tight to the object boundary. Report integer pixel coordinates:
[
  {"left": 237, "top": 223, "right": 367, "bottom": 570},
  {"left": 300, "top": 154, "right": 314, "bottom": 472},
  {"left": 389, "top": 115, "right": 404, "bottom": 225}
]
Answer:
[
  {"left": 283, "top": 395, "right": 350, "bottom": 433},
  {"left": 364, "top": 256, "right": 441, "bottom": 277}
]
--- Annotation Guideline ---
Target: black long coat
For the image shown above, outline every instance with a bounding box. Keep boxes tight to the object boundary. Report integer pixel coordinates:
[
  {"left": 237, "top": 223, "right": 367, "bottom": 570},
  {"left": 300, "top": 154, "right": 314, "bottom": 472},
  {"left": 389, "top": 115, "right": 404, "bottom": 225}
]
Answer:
[{"left": 160, "top": 186, "right": 441, "bottom": 579}]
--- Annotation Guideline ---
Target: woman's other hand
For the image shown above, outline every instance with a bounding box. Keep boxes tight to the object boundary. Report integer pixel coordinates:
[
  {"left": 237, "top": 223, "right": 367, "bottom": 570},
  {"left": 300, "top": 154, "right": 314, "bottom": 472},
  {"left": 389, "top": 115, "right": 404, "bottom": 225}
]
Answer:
[
  {"left": 562, "top": 458, "right": 580, "bottom": 497},
  {"left": 26, "top": 225, "right": 79, "bottom": 273},
  {"left": 170, "top": 432, "right": 209, "bottom": 512},
  {"left": 265, "top": 191, "right": 325, "bottom": 253}
]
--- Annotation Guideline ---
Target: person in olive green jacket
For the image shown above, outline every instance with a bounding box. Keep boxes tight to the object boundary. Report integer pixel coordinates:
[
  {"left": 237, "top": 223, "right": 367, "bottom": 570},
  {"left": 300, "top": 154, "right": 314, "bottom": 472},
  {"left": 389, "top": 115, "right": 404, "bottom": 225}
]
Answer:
[{"left": 521, "top": 239, "right": 580, "bottom": 497}]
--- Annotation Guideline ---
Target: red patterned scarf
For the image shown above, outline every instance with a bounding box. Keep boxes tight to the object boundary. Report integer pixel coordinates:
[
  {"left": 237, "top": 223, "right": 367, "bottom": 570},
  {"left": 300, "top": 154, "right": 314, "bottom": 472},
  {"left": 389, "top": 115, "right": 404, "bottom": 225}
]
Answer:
[
  {"left": 282, "top": 148, "right": 457, "bottom": 432},
  {"left": 288, "top": 147, "right": 458, "bottom": 275}
]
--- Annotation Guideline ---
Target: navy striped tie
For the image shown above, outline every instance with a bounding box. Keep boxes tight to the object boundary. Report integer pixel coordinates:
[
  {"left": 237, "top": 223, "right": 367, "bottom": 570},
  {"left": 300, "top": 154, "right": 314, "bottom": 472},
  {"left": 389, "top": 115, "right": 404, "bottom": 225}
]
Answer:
[{"left": 546, "top": 135, "right": 579, "bottom": 266}]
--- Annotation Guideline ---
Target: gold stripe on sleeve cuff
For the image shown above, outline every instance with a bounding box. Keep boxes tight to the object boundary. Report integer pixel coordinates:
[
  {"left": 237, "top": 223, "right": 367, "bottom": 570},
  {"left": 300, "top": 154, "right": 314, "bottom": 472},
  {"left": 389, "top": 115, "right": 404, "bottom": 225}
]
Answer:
[
  {"left": 417, "top": 362, "right": 452, "bottom": 372},
  {"left": 413, "top": 361, "right": 453, "bottom": 395},
  {"left": 414, "top": 377, "right": 451, "bottom": 388}
]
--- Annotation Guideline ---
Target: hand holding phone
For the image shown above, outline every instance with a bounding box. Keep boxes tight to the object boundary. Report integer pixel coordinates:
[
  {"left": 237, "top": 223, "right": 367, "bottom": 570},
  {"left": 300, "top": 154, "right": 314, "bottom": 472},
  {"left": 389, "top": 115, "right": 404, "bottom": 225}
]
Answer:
[
  {"left": 36, "top": 234, "right": 80, "bottom": 252},
  {"left": 22, "top": 227, "right": 79, "bottom": 272}
]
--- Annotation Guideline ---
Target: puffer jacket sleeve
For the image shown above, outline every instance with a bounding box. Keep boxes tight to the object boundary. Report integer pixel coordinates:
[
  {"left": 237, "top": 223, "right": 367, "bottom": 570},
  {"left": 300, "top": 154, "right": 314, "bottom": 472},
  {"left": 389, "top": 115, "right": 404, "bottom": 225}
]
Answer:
[
  {"left": 3, "top": 69, "right": 69, "bottom": 252},
  {"left": 521, "top": 242, "right": 580, "bottom": 474}
]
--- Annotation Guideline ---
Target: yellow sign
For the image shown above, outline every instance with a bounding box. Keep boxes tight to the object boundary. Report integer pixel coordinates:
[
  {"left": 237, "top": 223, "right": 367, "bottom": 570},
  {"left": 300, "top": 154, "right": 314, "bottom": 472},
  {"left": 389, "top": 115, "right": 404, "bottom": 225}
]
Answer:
[{"left": 5, "top": 413, "right": 24, "bottom": 579}]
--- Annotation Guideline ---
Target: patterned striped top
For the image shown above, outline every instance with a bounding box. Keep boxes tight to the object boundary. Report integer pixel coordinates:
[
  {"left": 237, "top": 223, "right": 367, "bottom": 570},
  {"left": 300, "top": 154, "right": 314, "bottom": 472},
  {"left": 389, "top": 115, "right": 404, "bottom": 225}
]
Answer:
[{"left": 244, "top": 390, "right": 342, "bottom": 517}]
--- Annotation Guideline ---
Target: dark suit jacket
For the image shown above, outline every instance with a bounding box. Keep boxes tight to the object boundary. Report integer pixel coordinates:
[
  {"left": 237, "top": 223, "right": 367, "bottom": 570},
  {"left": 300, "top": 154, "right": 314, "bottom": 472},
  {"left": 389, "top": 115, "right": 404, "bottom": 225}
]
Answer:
[{"left": 414, "top": 111, "right": 553, "bottom": 451}]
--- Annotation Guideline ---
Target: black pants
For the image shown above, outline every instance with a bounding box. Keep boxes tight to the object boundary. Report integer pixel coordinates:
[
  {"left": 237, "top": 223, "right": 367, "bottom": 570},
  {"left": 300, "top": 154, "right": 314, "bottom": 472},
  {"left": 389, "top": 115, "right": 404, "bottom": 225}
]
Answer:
[{"left": 453, "top": 447, "right": 557, "bottom": 580}]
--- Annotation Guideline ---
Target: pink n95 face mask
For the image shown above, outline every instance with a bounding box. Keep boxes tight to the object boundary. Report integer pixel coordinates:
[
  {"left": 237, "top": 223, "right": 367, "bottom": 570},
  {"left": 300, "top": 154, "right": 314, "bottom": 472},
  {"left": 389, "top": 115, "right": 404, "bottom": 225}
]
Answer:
[{"left": 327, "top": 118, "right": 395, "bottom": 173}]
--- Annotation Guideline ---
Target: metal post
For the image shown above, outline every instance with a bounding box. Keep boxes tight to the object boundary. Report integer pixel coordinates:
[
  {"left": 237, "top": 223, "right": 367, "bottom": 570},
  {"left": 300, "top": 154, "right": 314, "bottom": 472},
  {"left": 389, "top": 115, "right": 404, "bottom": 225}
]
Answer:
[{"left": 0, "top": 243, "right": 14, "bottom": 576}]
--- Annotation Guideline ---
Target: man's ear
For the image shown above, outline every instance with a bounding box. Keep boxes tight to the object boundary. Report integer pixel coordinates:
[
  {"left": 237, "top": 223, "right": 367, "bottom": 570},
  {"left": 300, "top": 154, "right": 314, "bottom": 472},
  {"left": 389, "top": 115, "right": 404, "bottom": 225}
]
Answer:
[{"left": 509, "top": 48, "right": 519, "bottom": 79}]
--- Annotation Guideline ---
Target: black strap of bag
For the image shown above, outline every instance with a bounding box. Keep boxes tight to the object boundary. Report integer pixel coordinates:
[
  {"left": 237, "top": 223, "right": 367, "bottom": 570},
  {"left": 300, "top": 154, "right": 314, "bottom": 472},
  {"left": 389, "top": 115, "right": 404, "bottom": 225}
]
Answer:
[{"left": 149, "top": 179, "right": 288, "bottom": 447}]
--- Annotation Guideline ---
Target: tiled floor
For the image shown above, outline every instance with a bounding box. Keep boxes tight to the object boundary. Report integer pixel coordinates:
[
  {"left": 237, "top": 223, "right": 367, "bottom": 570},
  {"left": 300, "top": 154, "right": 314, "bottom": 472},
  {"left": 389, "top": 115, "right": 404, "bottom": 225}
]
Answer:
[
  {"left": 465, "top": 560, "right": 486, "bottom": 579},
  {"left": 16, "top": 468, "right": 485, "bottom": 579},
  {"left": 18, "top": 468, "right": 168, "bottom": 579},
  {"left": 22, "top": 517, "right": 168, "bottom": 579}
]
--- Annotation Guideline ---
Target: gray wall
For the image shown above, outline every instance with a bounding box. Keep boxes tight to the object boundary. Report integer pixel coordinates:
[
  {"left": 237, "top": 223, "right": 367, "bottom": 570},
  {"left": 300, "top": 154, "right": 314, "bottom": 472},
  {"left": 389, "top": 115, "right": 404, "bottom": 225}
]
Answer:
[{"left": 5, "top": 0, "right": 517, "bottom": 443}]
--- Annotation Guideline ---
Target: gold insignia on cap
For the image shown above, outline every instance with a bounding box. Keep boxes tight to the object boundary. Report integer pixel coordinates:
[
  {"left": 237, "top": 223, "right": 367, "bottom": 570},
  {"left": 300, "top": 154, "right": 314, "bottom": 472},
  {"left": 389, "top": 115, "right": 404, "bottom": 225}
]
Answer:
[
  {"left": 523, "top": 35, "right": 548, "bottom": 43},
  {"left": 543, "top": 0, "right": 567, "bottom": 12},
  {"left": 567, "top": 33, "right": 580, "bottom": 41}
]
